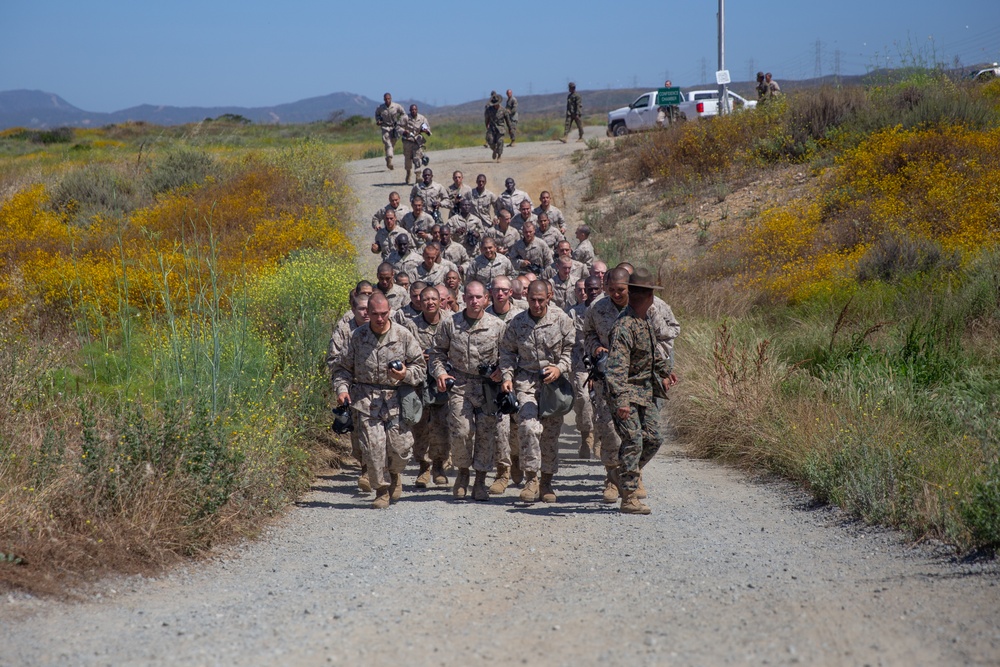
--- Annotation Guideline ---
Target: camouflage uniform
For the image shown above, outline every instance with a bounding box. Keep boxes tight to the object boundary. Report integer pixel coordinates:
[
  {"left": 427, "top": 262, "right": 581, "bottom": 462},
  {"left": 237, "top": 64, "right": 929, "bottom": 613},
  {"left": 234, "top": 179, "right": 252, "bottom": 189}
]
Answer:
[
  {"left": 534, "top": 204, "right": 566, "bottom": 233},
  {"left": 332, "top": 322, "right": 426, "bottom": 490},
  {"left": 469, "top": 187, "right": 498, "bottom": 223},
  {"left": 466, "top": 253, "right": 516, "bottom": 285},
  {"left": 371, "top": 202, "right": 410, "bottom": 231},
  {"left": 506, "top": 93, "right": 518, "bottom": 142},
  {"left": 430, "top": 311, "right": 506, "bottom": 472},
  {"left": 510, "top": 212, "right": 537, "bottom": 233},
  {"left": 606, "top": 305, "right": 670, "bottom": 492},
  {"left": 496, "top": 188, "right": 530, "bottom": 217},
  {"left": 567, "top": 302, "right": 594, "bottom": 444},
  {"left": 444, "top": 183, "right": 472, "bottom": 220},
  {"left": 499, "top": 307, "right": 575, "bottom": 475},
  {"left": 583, "top": 296, "right": 625, "bottom": 466},
  {"left": 440, "top": 240, "right": 470, "bottom": 271},
  {"left": 485, "top": 104, "right": 511, "bottom": 159},
  {"left": 378, "top": 283, "right": 410, "bottom": 311},
  {"left": 537, "top": 225, "right": 567, "bottom": 252},
  {"left": 414, "top": 260, "right": 452, "bottom": 287},
  {"left": 487, "top": 303, "right": 524, "bottom": 468},
  {"left": 410, "top": 181, "right": 449, "bottom": 219},
  {"left": 391, "top": 303, "right": 421, "bottom": 326},
  {"left": 404, "top": 314, "right": 450, "bottom": 468},
  {"left": 509, "top": 238, "right": 554, "bottom": 275},
  {"left": 327, "top": 315, "right": 365, "bottom": 462},
  {"left": 387, "top": 249, "right": 421, "bottom": 277},
  {"left": 549, "top": 274, "right": 578, "bottom": 311},
  {"left": 399, "top": 113, "right": 430, "bottom": 176},
  {"left": 373, "top": 226, "right": 414, "bottom": 259},
  {"left": 448, "top": 212, "right": 488, "bottom": 256},
  {"left": 541, "top": 259, "right": 587, "bottom": 284},
  {"left": 375, "top": 101, "right": 405, "bottom": 166},
  {"left": 572, "top": 239, "right": 596, "bottom": 267},
  {"left": 400, "top": 211, "right": 436, "bottom": 248},
  {"left": 649, "top": 297, "right": 681, "bottom": 369},
  {"left": 564, "top": 90, "right": 584, "bottom": 140},
  {"left": 485, "top": 226, "right": 521, "bottom": 256}
]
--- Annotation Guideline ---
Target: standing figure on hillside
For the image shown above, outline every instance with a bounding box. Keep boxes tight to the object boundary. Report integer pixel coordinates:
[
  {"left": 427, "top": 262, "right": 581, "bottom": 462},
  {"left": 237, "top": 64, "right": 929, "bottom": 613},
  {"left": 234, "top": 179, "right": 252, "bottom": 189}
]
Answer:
[
  {"left": 485, "top": 93, "right": 512, "bottom": 162},
  {"left": 765, "top": 72, "right": 781, "bottom": 98},
  {"left": 399, "top": 104, "right": 432, "bottom": 185},
  {"left": 375, "top": 93, "right": 405, "bottom": 172},
  {"left": 333, "top": 292, "right": 426, "bottom": 509},
  {"left": 506, "top": 89, "right": 519, "bottom": 146},
  {"left": 560, "top": 82, "right": 584, "bottom": 143},
  {"left": 755, "top": 72, "right": 768, "bottom": 104}
]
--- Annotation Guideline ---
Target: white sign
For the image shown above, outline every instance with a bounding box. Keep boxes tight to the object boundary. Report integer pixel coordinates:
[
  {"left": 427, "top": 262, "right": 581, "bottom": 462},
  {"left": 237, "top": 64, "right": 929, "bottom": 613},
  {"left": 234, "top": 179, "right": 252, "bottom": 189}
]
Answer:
[{"left": 715, "top": 70, "right": 731, "bottom": 85}]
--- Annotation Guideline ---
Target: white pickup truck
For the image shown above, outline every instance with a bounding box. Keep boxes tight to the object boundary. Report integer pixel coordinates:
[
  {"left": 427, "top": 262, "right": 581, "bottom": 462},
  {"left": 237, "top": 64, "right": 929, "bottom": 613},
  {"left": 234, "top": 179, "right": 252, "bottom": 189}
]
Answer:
[{"left": 606, "top": 89, "right": 757, "bottom": 136}]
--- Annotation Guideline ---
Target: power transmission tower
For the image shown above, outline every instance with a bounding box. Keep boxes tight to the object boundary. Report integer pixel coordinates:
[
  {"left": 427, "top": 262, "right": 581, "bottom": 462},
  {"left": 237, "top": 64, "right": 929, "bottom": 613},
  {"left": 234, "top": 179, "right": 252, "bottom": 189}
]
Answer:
[
  {"left": 632, "top": 74, "right": 638, "bottom": 88},
  {"left": 528, "top": 82, "right": 533, "bottom": 94},
  {"left": 748, "top": 58, "right": 755, "bottom": 81},
  {"left": 700, "top": 57, "right": 707, "bottom": 84},
  {"left": 834, "top": 49, "right": 841, "bottom": 81},
  {"left": 814, "top": 39, "right": 823, "bottom": 78}
]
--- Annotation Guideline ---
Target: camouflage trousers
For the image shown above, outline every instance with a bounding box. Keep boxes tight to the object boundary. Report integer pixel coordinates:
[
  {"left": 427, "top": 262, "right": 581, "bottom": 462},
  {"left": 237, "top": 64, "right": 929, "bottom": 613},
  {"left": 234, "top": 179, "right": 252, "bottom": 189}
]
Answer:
[
  {"left": 509, "top": 118, "right": 518, "bottom": 142},
  {"left": 564, "top": 115, "right": 584, "bottom": 139},
  {"left": 592, "top": 380, "right": 622, "bottom": 467},
  {"left": 515, "top": 387, "right": 563, "bottom": 474},
  {"left": 486, "top": 127, "right": 505, "bottom": 158},
  {"left": 612, "top": 403, "right": 663, "bottom": 492},
  {"left": 412, "top": 403, "right": 449, "bottom": 465},
  {"left": 570, "top": 368, "right": 594, "bottom": 437},
  {"left": 494, "top": 413, "right": 518, "bottom": 467},
  {"left": 381, "top": 128, "right": 397, "bottom": 161},
  {"left": 446, "top": 379, "right": 497, "bottom": 472},
  {"left": 402, "top": 139, "right": 425, "bottom": 174},
  {"left": 356, "top": 413, "right": 413, "bottom": 490}
]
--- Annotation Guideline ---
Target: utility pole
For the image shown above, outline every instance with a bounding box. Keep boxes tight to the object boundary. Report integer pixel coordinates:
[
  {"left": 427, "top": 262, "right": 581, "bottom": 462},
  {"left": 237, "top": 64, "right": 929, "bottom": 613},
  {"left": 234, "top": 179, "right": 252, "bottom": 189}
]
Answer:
[
  {"left": 718, "top": 0, "right": 728, "bottom": 114},
  {"left": 748, "top": 58, "right": 755, "bottom": 83},
  {"left": 814, "top": 39, "right": 823, "bottom": 78}
]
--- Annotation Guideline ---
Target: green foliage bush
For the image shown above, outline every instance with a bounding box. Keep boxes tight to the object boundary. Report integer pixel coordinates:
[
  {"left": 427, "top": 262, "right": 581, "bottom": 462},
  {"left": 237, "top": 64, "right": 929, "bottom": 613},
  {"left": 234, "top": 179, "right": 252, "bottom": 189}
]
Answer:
[
  {"left": 49, "top": 162, "right": 143, "bottom": 223},
  {"left": 146, "top": 149, "right": 217, "bottom": 194}
]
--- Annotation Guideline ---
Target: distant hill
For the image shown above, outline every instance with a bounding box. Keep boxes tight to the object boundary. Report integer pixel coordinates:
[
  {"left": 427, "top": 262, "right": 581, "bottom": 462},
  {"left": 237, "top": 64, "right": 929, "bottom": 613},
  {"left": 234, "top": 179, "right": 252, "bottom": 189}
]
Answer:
[{"left": 2, "top": 65, "right": 992, "bottom": 130}]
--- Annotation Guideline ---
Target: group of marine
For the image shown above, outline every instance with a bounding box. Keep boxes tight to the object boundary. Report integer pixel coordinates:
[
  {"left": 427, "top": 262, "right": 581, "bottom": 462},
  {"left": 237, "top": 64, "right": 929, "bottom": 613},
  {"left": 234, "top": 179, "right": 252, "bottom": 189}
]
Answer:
[{"left": 328, "top": 103, "right": 677, "bottom": 515}]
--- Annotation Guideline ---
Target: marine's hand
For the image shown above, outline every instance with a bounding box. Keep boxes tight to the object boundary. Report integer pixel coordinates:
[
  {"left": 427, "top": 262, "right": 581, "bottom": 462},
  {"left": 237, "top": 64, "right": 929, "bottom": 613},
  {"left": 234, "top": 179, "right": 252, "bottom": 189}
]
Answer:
[
  {"left": 436, "top": 374, "right": 454, "bottom": 393},
  {"left": 388, "top": 365, "right": 406, "bottom": 382},
  {"left": 501, "top": 380, "right": 513, "bottom": 393},
  {"left": 337, "top": 392, "right": 350, "bottom": 406},
  {"left": 616, "top": 405, "right": 631, "bottom": 420},
  {"left": 542, "top": 366, "right": 561, "bottom": 384}
]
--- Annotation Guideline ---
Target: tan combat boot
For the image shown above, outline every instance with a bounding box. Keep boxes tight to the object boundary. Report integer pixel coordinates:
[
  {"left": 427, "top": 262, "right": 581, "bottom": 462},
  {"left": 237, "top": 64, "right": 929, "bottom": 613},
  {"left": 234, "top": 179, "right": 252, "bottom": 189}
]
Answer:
[
  {"left": 453, "top": 468, "right": 470, "bottom": 499},
  {"left": 432, "top": 460, "right": 448, "bottom": 487},
  {"left": 357, "top": 470, "right": 372, "bottom": 494},
  {"left": 404, "top": 169, "right": 412, "bottom": 185},
  {"left": 488, "top": 464, "right": 510, "bottom": 495},
  {"left": 389, "top": 473, "right": 403, "bottom": 501},
  {"left": 386, "top": 156, "right": 394, "bottom": 171},
  {"left": 472, "top": 471, "right": 490, "bottom": 501},
  {"left": 372, "top": 487, "right": 391, "bottom": 509},
  {"left": 578, "top": 431, "right": 593, "bottom": 459},
  {"left": 559, "top": 135, "right": 568, "bottom": 144},
  {"left": 414, "top": 461, "right": 431, "bottom": 488},
  {"left": 510, "top": 455, "right": 524, "bottom": 486},
  {"left": 602, "top": 466, "right": 620, "bottom": 504},
  {"left": 636, "top": 473, "right": 647, "bottom": 500},
  {"left": 519, "top": 472, "right": 540, "bottom": 502},
  {"left": 619, "top": 488, "right": 651, "bottom": 515},
  {"left": 539, "top": 473, "right": 557, "bottom": 503}
]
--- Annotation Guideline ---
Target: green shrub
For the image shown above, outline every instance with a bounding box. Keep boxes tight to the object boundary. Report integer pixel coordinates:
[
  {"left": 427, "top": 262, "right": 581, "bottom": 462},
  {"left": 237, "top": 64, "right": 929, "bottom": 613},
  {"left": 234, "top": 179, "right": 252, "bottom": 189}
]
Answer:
[
  {"left": 49, "top": 163, "right": 143, "bottom": 223},
  {"left": 961, "top": 462, "right": 1000, "bottom": 551},
  {"left": 147, "top": 149, "right": 217, "bottom": 194}
]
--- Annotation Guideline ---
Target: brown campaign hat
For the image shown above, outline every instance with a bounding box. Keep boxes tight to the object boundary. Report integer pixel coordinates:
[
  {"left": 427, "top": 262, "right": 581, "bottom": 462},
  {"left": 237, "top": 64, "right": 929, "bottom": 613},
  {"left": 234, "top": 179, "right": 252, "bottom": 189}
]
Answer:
[{"left": 628, "top": 267, "right": 664, "bottom": 290}]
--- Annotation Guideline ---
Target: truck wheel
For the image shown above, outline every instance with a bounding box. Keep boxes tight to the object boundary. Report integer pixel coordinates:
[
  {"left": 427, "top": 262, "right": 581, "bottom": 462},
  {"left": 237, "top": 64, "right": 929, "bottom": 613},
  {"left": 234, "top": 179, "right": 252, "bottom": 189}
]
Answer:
[{"left": 611, "top": 122, "right": 628, "bottom": 137}]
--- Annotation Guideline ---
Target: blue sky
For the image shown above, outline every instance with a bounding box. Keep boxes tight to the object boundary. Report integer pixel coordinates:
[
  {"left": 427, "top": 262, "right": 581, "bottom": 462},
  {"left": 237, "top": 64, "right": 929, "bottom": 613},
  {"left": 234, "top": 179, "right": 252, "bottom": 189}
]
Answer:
[{"left": 3, "top": 0, "right": 998, "bottom": 111}]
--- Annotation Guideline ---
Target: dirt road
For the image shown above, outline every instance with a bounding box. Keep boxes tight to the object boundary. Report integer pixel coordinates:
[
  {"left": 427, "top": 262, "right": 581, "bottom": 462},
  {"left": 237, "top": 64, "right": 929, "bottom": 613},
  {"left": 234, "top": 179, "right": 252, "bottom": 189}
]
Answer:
[{"left": 2, "top": 135, "right": 998, "bottom": 666}]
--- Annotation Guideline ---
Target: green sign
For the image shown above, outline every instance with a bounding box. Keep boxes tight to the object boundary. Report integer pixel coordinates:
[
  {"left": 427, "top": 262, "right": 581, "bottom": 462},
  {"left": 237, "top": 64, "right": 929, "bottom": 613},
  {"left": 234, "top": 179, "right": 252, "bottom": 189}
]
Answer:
[{"left": 656, "top": 87, "right": 682, "bottom": 106}]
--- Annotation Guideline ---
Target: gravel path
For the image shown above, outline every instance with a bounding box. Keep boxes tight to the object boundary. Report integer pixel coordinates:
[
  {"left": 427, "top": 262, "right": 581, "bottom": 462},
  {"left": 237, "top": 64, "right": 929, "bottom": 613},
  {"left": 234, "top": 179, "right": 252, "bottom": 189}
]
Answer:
[{"left": 2, "top": 134, "right": 998, "bottom": 666}]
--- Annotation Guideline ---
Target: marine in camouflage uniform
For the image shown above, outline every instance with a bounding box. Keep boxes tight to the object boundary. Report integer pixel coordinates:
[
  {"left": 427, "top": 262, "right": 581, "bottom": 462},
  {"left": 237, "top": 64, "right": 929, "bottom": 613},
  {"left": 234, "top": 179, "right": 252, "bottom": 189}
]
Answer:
[
  {"left": 499, "top": 280, "right": 575, "bottom": 503},
  {"left": 466, "top": 238, "right": 516, "bottom": 285},
  {"left": 561, "top": 82, "right": 584, "bottom": 142},
  {"left": 332, "top": 292, "right": 426, "bottom": 508},
  {"left": 399, "top": 105, "right": 431, "bottom": 184},
  {"left": 469, "top": 175, "right": 498, "bottom": 223},
  {"left": 548, "top": 257, "right": 579, "bottom": 311},
  {"left": 403, "top": 287, "right": 450, "bottom": 489},
  {"left": 496, "top": 178, "right": 530, "bottom": 217},
  {"left": 505, "top": 89, "right": 518, "bottom": 145},
  {"left": 401, "top": 196, "right": 436, "bottom": 250},
  {"left": 439, "top": 226, "right": 470, "bottom": 272},
  {"left": 410, "top": 169, "right": 449, "bottom": 222},
  {"left": 328, "top": 293, "right": 371, "bottom": 491},
  {"left": 485, "top": 210, "right": 521, "bottom": 256},
  {"left": 583, "top": 268, "right": 630, "bottom": 501},
  {"left": 509, "top": 222, "right": 554, "bottom": 275},
  {"left": 448, "top": 199, "right": 488, "bottom": 257},
  {"left": 375, "top": 93, "right": 405, "bottom": 171},
  {"left": 511, "top": 199, "right": 538, "bottom": 233},
  {"left": 444, "top": 171, "right": 472, "bottom": 220},
  {"left": 534, "top": 191, "right": 566, "bottom": 234},
  {"left": 605, "top": 269, "right": 675, "bottom": 514},
  {"left": 567, "top": 280, "right": 595, "bottom": 460},
  {"left": 485, "top": 93, "right": 511, "bottom": 161},
  {"left": 430, "top": 281, "right": 506, "bottom": 500},
  {"left": 371, "top": 191, "right": 410, "bottom": 231},
  {"left": 572, "top": 225, "right": 596, "bottom": 268},
  {"left": 371, "top": 210, "right": 413, "bottom": 259},
  {"left": 536, "top": 214, "right": 566, "bottom": 251},
  {"left": 486, "top": 277, "right": 525, "bottom": 489},
  {"left": 375, "top": 263, "right": 410, "bottom": 311}
]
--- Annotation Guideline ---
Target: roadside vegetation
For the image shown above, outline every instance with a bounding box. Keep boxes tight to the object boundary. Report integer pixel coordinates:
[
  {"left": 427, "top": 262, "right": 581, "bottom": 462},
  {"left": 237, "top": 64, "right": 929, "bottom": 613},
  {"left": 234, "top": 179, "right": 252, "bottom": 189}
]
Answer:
[
  {"left": 588, "top": 74, "right": 1000, "bottom": 552},
  {"left": 0, "top": 127, "right": 362, "bottom": 590}
]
